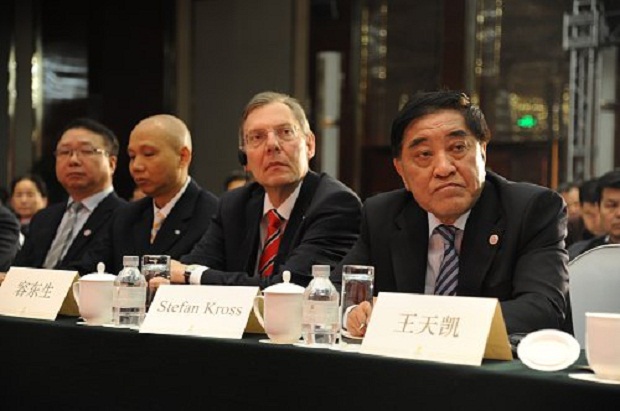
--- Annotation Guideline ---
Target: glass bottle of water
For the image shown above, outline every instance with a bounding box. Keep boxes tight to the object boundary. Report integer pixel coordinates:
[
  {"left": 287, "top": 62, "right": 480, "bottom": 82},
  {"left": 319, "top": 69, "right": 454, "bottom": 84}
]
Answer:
[
  {"left": 113, "top": 255, "right": 147, "bottom": 329},
  {"left": 302, "top": 265, "right": 340, "bottom": 346}
]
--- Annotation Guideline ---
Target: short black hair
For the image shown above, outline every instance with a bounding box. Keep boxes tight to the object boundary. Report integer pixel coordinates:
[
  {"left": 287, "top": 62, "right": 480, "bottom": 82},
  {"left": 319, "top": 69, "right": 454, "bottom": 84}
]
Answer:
[
  {"left": 10, "top": 173, "right": 48, "bottom": 198},
  {"left": 390, "top": 90, "right": 490, "bottom": 158},
  {"left": 579, "top": 178, "right": 599, "bottom": 204},
  {"left": 595, "top": 169, "right": 620, "bottom": 203},
  {"left": 59, "top": 117, "right": 120, "bottom": 156}
]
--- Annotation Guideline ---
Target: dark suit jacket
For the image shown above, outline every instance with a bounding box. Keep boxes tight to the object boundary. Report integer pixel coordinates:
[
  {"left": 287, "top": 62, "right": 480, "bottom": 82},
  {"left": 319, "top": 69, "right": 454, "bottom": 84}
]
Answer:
[
  {"left": 0, "top": 205, "right": 20, "bottom": 271},
  {"left": 568, "top": 235, "right": 608, "bottom": 261},
  {"left": 181, "top": 171, "right": 362, "bottom": 288},
  {"left": 337, "top": 171, "right": 569, "bottom": 335},
  {"left": 77, "top": 179, "right": 218, "bottom": 275},
  {"left": 13, "top": 192, "right": 126, "bottom": 272}
]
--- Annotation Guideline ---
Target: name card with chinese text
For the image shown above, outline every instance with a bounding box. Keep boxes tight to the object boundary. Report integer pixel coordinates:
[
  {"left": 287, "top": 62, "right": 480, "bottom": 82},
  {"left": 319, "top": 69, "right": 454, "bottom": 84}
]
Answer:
[
  {"left": 139, "top": 285, "right": 259, "bottom": 339},
  {"left": 359, "top": 292, "right": 512, "bottom": 365},
  {"left": 0, "top": 267, "right": 79, "bottom": 320}
]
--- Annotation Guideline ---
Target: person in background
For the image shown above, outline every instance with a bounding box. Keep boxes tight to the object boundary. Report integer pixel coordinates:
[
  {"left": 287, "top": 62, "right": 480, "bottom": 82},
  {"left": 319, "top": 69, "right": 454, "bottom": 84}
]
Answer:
[
  {"left": 6, "top": 118, "right": 125, "bottom": 278},
  {"left": 9, "top": 174, "right": 49, "bottom": 238},
  {"left": 568, "top": 170, "right": 620, "bottom": 260},
  {"left": 557, "top": 180, "right": 584, "bottom": 247},
  {"left": 224, "top": 169, "right": 250, "bottom": 191},
  {"left": 0, "top": 204, "right": 20, "bottom": 272},
  {"left": 75, "top": 114, "right": 219, "bottom": 275},
  {"left": 130, "top": 185, "right": 147, "bottom": 202},
  {"left": 578, "top": 178, "right": 606, "bottom": 239},
  {"left": 338, "top": 90, "right": 568, "bottom": 336},
  {"left": 166, "top": 91, "right": 362, "bottom": 289}
]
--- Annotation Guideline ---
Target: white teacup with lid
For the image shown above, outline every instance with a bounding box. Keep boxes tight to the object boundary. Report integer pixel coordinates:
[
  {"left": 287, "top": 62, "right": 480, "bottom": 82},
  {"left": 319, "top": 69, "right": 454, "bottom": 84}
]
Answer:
[
  {"left": 72, "top": 262, "right": 116, "bottom": 325},
  {"left": 253, "top": 270, "right": 305, "bottom": 344}
]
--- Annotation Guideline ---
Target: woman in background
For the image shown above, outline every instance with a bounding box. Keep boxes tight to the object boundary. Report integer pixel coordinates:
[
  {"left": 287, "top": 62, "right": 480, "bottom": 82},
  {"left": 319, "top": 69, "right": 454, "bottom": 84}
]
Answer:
[{"left": 9, "top": 174, "right": 48, "bottom": 239}]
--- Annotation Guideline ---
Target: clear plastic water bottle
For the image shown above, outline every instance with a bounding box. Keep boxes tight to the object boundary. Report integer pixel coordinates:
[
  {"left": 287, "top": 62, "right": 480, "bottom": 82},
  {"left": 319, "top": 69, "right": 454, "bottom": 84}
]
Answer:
[
  {"left": 302, "top": 265, "right": 340, "bottom": 346},
  {"left": 113, "top": 255, "right": 147, "bottom": 329}
]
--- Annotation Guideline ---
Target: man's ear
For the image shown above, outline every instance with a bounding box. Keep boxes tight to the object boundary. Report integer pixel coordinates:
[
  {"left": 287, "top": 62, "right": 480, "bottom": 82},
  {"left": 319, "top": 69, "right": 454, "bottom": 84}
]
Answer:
[{"left": 392, "top": 157, "right": 409, "bottom": 191}]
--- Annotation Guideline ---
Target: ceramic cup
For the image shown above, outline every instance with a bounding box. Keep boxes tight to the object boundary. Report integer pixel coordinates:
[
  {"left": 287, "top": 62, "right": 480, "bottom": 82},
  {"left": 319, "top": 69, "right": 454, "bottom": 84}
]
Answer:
[
  {"left": 585, "top": 312, "right": 620, "bottom": 381},
  {"left": 72, "top": 272, "right": 116, "bottom": 325},
  {"left": 252, "top": 271, "right": 304, "bottom": 344}
]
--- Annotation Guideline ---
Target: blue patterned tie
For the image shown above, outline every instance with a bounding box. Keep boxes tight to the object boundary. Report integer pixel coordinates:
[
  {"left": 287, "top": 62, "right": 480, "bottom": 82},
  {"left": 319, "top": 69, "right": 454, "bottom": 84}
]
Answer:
[{"left": 434, "top": 225, "right": 459, "bottom": 296}]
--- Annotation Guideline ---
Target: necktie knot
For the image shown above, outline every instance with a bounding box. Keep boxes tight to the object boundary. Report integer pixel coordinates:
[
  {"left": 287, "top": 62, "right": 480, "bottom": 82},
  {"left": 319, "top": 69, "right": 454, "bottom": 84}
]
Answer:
[
  {"left": 435, "top": 224, "right": 457, "bottom": 244},
  {"left": 266, "top": 209, "right": 283, "bottom": 230}
]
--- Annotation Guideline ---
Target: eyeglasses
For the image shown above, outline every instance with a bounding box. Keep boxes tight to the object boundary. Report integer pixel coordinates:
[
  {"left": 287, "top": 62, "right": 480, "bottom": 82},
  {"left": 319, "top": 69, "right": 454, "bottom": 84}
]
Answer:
[
  {"left": 54, "top": 146, "right": 108, "bottom": 159},
  {"left": 244, "top": 125, "right": 299, "bottom": 149}
]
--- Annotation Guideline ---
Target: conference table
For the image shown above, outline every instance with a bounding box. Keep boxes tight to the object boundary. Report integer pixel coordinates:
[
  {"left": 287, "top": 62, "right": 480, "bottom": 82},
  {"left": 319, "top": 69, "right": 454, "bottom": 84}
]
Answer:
[{"left": 1, "top": 315, "right": 618, "bottom": 410}]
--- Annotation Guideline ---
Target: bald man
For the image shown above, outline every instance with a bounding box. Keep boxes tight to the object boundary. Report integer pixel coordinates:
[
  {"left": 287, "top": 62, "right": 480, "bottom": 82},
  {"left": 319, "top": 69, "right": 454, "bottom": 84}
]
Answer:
[{"left": 75, "top": 114, "right": 218, "bottom": 274}]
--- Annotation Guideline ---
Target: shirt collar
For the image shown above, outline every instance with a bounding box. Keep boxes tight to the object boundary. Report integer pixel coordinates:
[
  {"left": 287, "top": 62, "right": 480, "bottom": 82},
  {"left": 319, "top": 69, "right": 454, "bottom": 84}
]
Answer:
[
  {"left": 69, "top": 185, "right": 114, "bottom": 212},
  {"left": 153, "top": 177, "right": 191, "bottom": 218},
  {"left": 427, "top": 210, "right": 471, "bottom": 239},
  {"left": 262, "top": 181, "right": 302, "bottom": 221}
]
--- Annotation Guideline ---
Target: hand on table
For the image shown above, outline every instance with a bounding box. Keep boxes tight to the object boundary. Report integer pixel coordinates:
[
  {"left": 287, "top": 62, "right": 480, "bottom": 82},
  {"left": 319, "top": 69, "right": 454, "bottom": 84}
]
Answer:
[
  {"left": 0, "top": 272, "right": 6, "bottom": 285},
  {"left": 346, "top": 301, "right": 373, "bottom": 337},
  {"left": 148, "top": 276, "right": 170, "bottom": 292}
]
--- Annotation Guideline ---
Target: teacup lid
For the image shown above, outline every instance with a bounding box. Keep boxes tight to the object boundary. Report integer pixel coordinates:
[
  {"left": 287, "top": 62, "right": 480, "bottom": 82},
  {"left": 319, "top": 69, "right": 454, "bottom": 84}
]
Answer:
[
  {"left": 81, "top": 262, "right": 116, "bottom": 282},
  {"left": 263, "top": 271, "right": 304, "bottom": 294}
]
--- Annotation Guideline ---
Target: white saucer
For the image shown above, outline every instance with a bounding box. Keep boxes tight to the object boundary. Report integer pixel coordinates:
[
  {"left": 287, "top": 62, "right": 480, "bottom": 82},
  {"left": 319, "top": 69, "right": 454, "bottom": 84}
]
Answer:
[
  {"left": 568, "top": 373, "right": 620, "bottom": 385},
  {"left": 517, "top": 329, "right": 580, "bottom": 372}
]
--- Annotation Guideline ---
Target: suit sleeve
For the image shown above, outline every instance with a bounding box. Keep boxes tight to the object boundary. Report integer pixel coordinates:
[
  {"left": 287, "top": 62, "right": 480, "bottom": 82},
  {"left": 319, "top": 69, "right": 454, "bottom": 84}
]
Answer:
[
  {"left": 500, "top": 189, "right": 569, "bottom": 333},
  {"left": 0, "top": 206, "right": 21, "bottom": 271}
]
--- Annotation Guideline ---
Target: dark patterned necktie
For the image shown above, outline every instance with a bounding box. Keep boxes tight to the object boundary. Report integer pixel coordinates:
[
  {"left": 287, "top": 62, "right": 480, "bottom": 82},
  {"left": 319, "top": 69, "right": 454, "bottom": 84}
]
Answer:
[
  {"left": 258, "top": 209, "right": 283, "bottom": 277},
  {"left": 434, "top": 224, "right": 459, "bottom": 296}
]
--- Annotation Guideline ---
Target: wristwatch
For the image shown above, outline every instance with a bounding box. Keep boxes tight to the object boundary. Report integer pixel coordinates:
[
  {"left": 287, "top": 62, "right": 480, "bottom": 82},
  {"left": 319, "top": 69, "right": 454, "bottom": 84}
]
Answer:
[{"left": 183, "top": 265, "right": 195, "bottom": 284}]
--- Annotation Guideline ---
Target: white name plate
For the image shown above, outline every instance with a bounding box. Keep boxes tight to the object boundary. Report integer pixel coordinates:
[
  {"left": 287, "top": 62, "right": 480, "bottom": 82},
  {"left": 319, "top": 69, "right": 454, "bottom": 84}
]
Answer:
[
  {"left": 360, "top": 292, "right": 512, "bottom": 365},
  {"left": 0, "top": 266, "right": 79, "bottom": 320},
  {"left": 139, "top": 285, "right": 259, "bottom": 339}
]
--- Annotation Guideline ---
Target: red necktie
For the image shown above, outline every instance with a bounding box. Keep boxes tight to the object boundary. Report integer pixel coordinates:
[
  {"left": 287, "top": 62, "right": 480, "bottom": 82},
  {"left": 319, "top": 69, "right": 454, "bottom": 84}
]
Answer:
[{"left": 258, "top": 209, "right": 283, "bottom": 277}]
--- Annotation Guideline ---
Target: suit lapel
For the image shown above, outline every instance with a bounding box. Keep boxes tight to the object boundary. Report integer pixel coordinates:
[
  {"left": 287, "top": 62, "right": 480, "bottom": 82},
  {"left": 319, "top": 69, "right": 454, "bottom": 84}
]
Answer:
[
  {"left": 240, "top": 188, "right": 264, "bottom": 273},
  {"left": 278, "top": 172, "right": 320, "bottom": 262},
  {"left": 391, "top": 198, "right": 429, "bottom": 293},
  {"left": 151, "top": 181, "right": 199, "bottom": 252},
  {"left": 132, "top": 199, "right": 153, "bottom": 250},
  {"left": 459, "top": 180, "right": 504, "bottom": 296},
  {"left": 64, "top": 193, "right": 120, "bottom": 259}
]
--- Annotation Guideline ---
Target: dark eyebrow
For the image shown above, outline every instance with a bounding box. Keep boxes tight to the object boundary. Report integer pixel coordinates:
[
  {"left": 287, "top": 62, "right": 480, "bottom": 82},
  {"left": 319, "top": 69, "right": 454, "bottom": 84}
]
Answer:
[
  {"left": 447, "top": 129, "right": 469, "bottom": 138},
  {"left": 408, "top": 136, "right": 428, "bottom": 148}
]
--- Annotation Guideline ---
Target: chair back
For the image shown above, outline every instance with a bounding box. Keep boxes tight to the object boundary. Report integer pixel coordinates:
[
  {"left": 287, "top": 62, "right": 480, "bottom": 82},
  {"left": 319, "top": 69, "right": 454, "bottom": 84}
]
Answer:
[{"left": 569, "top": 243, "right": 620, "bottom": 347}]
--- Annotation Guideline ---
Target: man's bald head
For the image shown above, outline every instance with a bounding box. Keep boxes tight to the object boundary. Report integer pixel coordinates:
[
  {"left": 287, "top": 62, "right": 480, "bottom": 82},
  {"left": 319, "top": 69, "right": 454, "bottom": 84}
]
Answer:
[{"left": 133, "top": 114, "right": 192, "bottom": 152}]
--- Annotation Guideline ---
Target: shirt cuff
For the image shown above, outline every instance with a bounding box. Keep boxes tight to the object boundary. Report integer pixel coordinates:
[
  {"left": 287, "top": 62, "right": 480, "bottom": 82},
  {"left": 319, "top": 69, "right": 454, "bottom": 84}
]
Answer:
[{"left": 187, "top": 265, "right": 208, "bottom": 285}]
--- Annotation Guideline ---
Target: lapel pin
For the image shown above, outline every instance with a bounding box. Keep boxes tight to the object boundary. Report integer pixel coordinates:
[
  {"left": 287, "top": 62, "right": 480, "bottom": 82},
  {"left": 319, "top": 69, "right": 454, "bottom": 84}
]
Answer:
[
  {"left": 489, "top": 234, "right": 499, "bottom": 245},
  {"left": 83, "top": 229, "right": 92, "bottom": 237},
  {"left": 174, "top": 229, "right": 181, "bottom": 235}
]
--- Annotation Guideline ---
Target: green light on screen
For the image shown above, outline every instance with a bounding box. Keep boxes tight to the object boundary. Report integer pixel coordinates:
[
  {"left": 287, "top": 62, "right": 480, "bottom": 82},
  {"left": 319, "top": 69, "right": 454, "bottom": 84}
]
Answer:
[{"left": 516, "top": 114, "right": 537, "bottom": 129}]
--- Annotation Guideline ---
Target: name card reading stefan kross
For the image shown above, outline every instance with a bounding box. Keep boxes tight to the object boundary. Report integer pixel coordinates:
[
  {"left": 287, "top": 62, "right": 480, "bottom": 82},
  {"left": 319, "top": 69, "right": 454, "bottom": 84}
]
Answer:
[
  {"left": 139, "top": 285, "right": 259, "bottom": 339},
  {"left": 0, "top": 266, "right": 78, "bottom": 320},
  {"left": 359, "top": 292, "right": 512, "bottom": 366}
]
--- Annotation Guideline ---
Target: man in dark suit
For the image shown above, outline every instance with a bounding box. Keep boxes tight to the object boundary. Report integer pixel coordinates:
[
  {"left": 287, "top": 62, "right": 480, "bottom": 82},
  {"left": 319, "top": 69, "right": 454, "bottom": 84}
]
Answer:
[
  {"left": 568, "top": 169, "right": 620, "bottom": 260},
  {"left": 168, "top": 91, "right": 362, "bottom": 288},
  {"left": 8, "top": 118, "right": 125, "bottom": 276},
  {"left": 76, "top": 114, "right": 219, "bottom": 275},
  {"left": 0, "top": 204, "right": 20, "bottom": 272},
  {"left": 340, "top": 90, "right": 569, "bottom": 336}
]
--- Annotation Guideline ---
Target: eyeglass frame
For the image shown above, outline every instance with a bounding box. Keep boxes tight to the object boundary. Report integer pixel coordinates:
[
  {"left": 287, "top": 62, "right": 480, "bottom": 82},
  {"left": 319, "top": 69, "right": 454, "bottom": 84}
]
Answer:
[
  {"left": 243, "top": 124, "right": 302, "bottom": 149},
  {"left": 53, "top": 145, "right": 109, "bottom": 159}
]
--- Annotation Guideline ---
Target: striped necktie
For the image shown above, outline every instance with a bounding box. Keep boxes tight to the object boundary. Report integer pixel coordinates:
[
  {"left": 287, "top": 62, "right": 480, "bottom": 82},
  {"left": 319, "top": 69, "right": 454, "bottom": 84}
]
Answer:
[
  {"left": 258, "top": 209, "right": 283, "bottom": 277},
  {"left": 150, "top": 210, "right": 166, "bottom": 244},
  {"left": 434, "top": 224, "right": 459, "bottom": 296},
  {"left": 43, "top": 202, "right": 83, "bottom": 268}
]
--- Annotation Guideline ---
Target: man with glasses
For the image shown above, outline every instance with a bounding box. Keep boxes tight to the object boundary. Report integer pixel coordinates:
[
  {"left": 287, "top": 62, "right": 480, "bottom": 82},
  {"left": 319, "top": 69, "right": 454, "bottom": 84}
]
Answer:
[
  {"left": 164, "top": 91, "right": 362, "bottom": 288},
  {"left": 10, "top": 118, "right": 125, "bottom": 273}
]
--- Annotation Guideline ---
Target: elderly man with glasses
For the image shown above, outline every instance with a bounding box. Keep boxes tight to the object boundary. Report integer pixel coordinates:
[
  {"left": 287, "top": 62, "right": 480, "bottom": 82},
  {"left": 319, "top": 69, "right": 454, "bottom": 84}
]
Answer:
[
  {"left": 9, "top": 118, "right": 126, "bottom": 274},
  {"left": 165, "top": 91, "right": 362, "bottom": 289}
]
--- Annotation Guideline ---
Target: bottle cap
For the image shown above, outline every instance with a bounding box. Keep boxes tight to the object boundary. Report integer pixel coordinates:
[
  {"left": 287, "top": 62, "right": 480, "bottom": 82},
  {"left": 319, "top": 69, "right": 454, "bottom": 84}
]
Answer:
[
  {"left": 312, "top": 265, "right": 331, "bottom": 277},
  {"left": 123, "top": 255, "right": 139, "bottom": 267}
]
